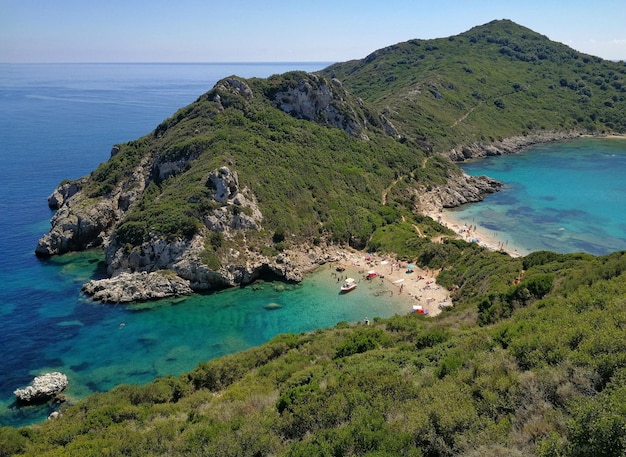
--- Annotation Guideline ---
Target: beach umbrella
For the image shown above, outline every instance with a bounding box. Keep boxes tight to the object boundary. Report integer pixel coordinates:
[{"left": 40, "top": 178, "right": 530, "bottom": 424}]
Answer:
[{"left": 407, "top": 264, "right": 415, "bottom": 269}]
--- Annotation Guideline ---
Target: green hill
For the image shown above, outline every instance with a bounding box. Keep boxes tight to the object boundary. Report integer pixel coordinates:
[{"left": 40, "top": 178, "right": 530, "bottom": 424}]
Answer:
[
  {"left": 14, "top": 19, "right": 626, "bottom": 455},
  {"left": 322, "top": 19, "right": 626, "bottom": 152}
]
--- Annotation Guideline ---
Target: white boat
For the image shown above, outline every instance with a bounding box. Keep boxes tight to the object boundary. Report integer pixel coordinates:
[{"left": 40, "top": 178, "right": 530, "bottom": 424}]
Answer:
[{"left": 341, "top": 278, "right": 357, "bottom": 293}]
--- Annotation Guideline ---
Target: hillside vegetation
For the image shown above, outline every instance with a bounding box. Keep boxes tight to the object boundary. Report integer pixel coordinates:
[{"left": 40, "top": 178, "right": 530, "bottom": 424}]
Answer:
[
  {"left": 322, "top": 19, "right": 626, "bottom": 152},
  {"left": 11, "top": 20, "right": 626, "bottom": 455},
  {"left": 4, "top": 248, "right": 626, "bottom": 456},
  {"left": 72, "top": 71, "right": 458, "bottom": 257}
]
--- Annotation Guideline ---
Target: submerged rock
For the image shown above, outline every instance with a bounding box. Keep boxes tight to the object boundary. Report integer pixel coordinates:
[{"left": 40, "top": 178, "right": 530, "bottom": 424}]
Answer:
[{"left": 14, "top": 372, "right": 68, "bottom": 405}]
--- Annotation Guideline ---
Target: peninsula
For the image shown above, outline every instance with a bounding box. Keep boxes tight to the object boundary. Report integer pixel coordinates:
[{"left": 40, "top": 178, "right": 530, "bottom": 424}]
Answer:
[
  {"left": 11, "top": 19, "right": 626, "bottom": 457},
  {"left": 35, "top": 20, "right": 625, "bottom": 303}
]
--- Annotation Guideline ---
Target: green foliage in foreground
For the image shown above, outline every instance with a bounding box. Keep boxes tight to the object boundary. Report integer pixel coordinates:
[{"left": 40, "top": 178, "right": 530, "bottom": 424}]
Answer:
[{"left": 5, "top": 248, "right": 626, "bottom": 456}]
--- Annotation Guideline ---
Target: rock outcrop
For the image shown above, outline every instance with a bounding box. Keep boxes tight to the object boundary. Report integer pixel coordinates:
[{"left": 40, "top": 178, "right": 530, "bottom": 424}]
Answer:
[
  {"left": 82, "top": 271, "right": 193, "bottom": 303},
  {"left": 270, "top": 73, "right": 399, "bottom": 140},
  {"left": 35, "top": 198, "right": 119, "bottom": 256},
  {"left": 47, "top": 178, "right": 86, "bottom": 209},
  {"left": 418, "top": 172, "right": 502, "bottom": 212},
  {"left": 36, "top": 155, "right": 151, "bottom": 257},
  {"left": 14, "top": 372, "right": 68, "bottom": 405},
  {"left": 445, "top": 130, "right": 584, "bottom": 162}
]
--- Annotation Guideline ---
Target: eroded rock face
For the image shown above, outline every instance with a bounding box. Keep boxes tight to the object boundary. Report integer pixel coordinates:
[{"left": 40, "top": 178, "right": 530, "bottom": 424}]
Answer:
[
  {"left": 270, "top": 73, "right": 399, "bottom": 140},
  {"left": 418, "top": 173, "right": 502, "bottom": 212},
  {"left": 35, "top": 199, "right": 118, "bottom": 256},
  {"left": 14, "top": 372, "right": 68, "bottom": 405},
  {"left": 81, "top": 271, "right": 193, "bottom": 303},
  {"left": 215, "top": 77, "right": 253, "bottom": 99},
  {"left": 36, "top": 156, "right": 150, "bottom": 257},
  {"left": 47, "top": 179, "right": 85, "bottom": 209}
]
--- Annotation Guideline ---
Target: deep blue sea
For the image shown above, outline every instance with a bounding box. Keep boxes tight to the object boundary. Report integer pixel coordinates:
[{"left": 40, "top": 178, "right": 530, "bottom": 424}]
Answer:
[
  {"left": 0, "top": 62, "right": 420, "bottom": 427},
  {"left": 1, "top": 64, "right": 626, "bottom": 428},
  {"left": 449, "top": 139, "right": 626, "bottom": 256}
]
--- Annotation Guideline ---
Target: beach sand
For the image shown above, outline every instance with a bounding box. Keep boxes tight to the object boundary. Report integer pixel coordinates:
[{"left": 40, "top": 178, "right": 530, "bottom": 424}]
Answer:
[
  {"left": 307, "top": 207, "right": 534, "bottom": 317},
  {"left": 426, "top": 209, "right": 528, "bottom": 258},
  {"left": 331, "top": 249, "right": 452, "bottom": 317}
]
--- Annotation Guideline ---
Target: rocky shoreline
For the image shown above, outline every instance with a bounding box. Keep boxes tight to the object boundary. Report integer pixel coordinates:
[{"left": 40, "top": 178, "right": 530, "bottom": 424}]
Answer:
[
  {"left": 79, "top": 245, "right": 343, "bottom": 303},
  {"left": 444, "top": 130, "right": 586, "bottom": 162},
  {"left": 36, "top": 130, "right": 598, "bottom": 304}
]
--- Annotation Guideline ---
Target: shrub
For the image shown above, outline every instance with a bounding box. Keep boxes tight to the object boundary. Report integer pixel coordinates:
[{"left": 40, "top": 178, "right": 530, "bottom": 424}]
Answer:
[{"left": 334, "top": 328, "right": 393, "bottom": 359}]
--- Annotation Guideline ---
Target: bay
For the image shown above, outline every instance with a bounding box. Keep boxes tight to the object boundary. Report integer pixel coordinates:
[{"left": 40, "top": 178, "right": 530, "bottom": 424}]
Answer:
[
  {"left": 3, "top": 63, "right": 625, "bottom": 428},
  {"left": 0, "top": 62, "right": 414, "bottom": 427},
  {"left": 449, "top": 138, "right": 626, "bottom": 256}
]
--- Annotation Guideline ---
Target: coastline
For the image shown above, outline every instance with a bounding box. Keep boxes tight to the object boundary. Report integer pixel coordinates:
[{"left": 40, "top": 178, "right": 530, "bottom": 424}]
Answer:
[
  {"left": 434, "top": 133, "right": 626, "bottom": 259},
  {"left": 429, "top": 208, "right": 528, "bottom": 258},
  {"left": 324, "top": 248, "right": 452, "bottom": 317}
]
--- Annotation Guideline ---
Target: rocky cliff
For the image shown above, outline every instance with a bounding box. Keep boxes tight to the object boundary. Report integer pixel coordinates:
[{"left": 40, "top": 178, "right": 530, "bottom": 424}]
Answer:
[
  {"left": 37, "top": 73, "right": 401, "bottom": 303},
  {"left": 418, "top": 173, "right": 502, "bottom": 213},
  {"left": 268, "top": 73, "right": 399, "bottom": 140}
]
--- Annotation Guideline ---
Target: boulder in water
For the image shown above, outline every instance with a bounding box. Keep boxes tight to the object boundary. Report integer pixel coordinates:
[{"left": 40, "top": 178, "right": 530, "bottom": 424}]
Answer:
[{"left": 14, "top": 372, "right": 68, "bottom": 405}]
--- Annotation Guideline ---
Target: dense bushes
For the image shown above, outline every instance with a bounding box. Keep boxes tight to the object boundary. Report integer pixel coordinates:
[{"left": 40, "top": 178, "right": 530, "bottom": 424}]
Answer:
[
  {"left": 5, "top": 245, "right": 626, "bottom": 455},
  {"left": 334, "top": 327, "right": 394, "bottom": 358}
]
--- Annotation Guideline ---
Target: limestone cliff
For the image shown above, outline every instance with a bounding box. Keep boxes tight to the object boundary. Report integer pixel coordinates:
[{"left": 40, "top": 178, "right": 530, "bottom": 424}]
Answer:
[
  {"left": 268, "top": 73, "right": 399, "bottom": 140},
  {"left": 36, "top": 71, "right": 411, "bottom": 303},
  {"left": 417, "top": 173, "right": 502, "bottom": 213},
  {"left": 34, "top": 70, "right": 509, "bottom": 304}
]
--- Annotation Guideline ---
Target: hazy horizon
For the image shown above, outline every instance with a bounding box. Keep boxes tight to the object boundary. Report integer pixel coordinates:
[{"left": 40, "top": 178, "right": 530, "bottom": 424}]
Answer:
[{"left": 2, "top": 1, "right": 625, "bottom": 64}]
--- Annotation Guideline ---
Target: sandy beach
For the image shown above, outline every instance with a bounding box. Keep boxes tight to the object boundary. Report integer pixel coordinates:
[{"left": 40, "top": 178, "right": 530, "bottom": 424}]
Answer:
[
  {"left": 426, "top": 209, "right": 528, "bottom": 258},
  {"left": 330, "top": 249, "right": 452, "bottom": 317},
  {"left": 304, "top": 205, "right": 538, "bottom": 318}
]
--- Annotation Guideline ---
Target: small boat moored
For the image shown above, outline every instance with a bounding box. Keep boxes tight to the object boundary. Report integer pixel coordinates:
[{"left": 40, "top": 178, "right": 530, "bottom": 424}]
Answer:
[
  {"left": 366, "top": 271, "right": 379, "bottom": 280},
  {"left": 341, "top": 278, "right": 357, "bottom": 293}
]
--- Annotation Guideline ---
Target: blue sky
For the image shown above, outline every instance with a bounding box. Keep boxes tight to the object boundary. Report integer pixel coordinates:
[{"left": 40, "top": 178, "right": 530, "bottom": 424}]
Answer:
[{"left": 1, "top": 0, "right": 625, "bottom": 63}]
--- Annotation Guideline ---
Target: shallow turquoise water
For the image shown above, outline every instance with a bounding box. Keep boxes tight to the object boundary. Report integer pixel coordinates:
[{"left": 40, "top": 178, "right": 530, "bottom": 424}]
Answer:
[
  {"left": 449, "top": 139, "right": 626, "bottom": 256},
  {"left": 2, "top": 255, "right": 409, "bottom": 427},
  {"left": 3, "top": 63, "right": 626, "bottom": 427}
]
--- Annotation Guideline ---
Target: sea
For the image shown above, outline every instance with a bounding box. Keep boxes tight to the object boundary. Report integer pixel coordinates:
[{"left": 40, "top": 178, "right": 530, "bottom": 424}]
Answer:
[
  {"left": 449, "top": 139, "right": 626, "bottom": 256},
  {"left": 0, "top": 62, "right": 415, "bottom": 427},
  {"left": 1, "top": 64, "right": 625, "bottom": 427}
]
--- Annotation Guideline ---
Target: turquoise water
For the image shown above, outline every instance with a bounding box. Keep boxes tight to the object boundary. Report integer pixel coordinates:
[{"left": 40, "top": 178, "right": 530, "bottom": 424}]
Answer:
[
  {"left": 3, "top": 63, "right": 626, "bottom": 427},
  {"left": 0, "top": 63, "right": 415, "bottom": 427},
  {"left": 449, "top": 139, "right": 626, "bottom": 256}
]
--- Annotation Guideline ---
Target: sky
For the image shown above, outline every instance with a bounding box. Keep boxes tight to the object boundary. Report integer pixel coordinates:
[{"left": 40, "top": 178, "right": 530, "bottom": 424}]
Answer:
[{"left": 1, "top": 0, "right": 625, "bottom": 63}]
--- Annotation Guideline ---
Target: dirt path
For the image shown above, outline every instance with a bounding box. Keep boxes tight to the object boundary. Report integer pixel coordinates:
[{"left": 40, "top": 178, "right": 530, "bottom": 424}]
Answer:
[{"left": 451, "top": 102, "right": 481, "bottom": 127}]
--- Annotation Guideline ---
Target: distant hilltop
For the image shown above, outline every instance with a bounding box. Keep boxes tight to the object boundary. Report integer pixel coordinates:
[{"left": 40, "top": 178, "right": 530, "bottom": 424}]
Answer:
[{"left": 36, "top": 19, "right": 625, "bottom": 302}]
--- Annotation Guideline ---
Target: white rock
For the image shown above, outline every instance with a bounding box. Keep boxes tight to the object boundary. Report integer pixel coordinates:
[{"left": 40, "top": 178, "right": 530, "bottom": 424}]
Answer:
[{"left": 14, "top": 372, "right": 68, "bottom": 404}]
